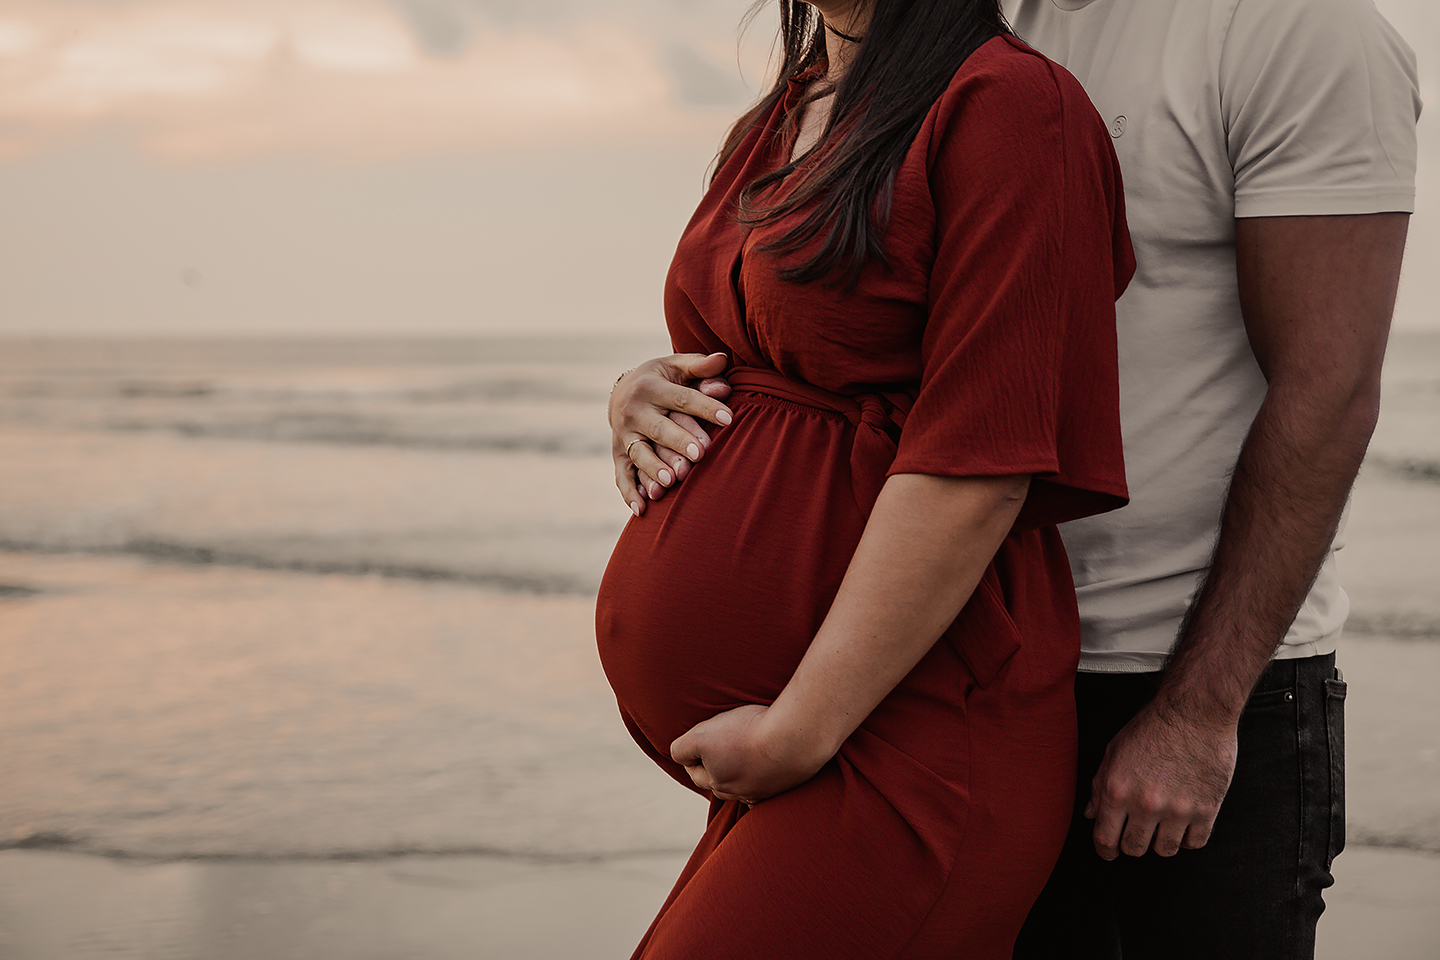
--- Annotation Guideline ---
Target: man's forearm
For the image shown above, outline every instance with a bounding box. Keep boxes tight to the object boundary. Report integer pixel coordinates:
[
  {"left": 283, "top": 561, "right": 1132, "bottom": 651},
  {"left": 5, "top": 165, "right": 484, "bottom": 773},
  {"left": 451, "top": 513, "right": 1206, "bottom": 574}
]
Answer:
[
  {"left": 1156, "top": 379, "right": 1378, "bottom": 721},
  {"left": 1157, "top": 212, "right": 1408, "bottom": 721}
]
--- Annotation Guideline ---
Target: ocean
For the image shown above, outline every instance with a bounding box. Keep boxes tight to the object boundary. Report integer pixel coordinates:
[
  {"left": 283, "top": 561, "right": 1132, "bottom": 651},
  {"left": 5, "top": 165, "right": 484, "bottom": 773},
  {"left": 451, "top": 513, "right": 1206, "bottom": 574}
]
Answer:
[{"left": 0, "top": 332, "right": 1437, "bottom": 864}]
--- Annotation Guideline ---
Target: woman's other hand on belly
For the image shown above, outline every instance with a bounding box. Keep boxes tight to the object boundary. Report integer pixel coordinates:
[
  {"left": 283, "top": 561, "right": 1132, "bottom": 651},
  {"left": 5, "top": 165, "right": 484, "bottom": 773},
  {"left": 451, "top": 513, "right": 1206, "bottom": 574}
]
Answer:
[
  {"left": 610, "top": 353, "right": 733, "bottom": 515},
  {"left": 670, "top": 703, "right": 833, "bottom": 805}
]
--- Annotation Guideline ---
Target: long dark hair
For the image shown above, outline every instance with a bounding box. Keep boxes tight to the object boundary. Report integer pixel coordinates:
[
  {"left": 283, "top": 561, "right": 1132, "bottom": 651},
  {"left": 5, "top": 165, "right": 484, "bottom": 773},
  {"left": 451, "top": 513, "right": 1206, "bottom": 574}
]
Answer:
[{"left": 719, "top": 1, "right": 1009, "bottom": 287}]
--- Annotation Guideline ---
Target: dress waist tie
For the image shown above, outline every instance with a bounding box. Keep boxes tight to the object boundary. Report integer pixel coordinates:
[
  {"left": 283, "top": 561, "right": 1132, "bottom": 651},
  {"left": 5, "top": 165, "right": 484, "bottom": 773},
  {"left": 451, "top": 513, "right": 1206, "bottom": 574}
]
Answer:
[{"left": 727, "top": 366, "right": 915, "bottom": 520}]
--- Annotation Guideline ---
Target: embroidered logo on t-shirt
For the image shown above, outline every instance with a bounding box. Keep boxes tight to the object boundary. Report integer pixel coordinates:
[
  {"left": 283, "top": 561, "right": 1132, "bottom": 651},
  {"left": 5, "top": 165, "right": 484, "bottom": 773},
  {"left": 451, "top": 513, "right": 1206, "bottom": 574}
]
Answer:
[{"left": 1110, "top": 115, "right": 1127, "bottom": 139}]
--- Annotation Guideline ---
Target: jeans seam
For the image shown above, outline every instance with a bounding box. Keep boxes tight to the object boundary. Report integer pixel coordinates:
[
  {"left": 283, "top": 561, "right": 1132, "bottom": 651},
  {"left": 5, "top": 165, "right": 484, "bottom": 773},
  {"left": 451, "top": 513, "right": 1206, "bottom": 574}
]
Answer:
[
  {"left": 1292, "top": 677, "right": 1305, "bottom": 957},
  {"left": 1324, "top": 678, "right": 1347, "bottom": 870}
]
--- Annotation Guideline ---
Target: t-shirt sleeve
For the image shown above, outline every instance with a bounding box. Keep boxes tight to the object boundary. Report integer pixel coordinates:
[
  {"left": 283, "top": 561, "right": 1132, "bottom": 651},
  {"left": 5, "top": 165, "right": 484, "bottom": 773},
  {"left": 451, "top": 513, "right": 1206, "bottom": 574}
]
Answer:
[
  {"left": 888, "top": 45, "right": 1133, "bottom": 530},
  {"left": 1222, "top": 0, "right": 1421, "bottom": 218}
]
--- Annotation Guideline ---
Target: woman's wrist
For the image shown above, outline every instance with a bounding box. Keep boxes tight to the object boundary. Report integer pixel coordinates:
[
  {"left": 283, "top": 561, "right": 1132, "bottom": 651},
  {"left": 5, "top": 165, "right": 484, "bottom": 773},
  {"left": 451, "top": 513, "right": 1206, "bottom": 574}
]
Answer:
[
  {"left": 759, "top": 696, "right": 849, "bottom": 774},
  {"left": 608, "top": 367, "right": 635, "bottom": 410}
]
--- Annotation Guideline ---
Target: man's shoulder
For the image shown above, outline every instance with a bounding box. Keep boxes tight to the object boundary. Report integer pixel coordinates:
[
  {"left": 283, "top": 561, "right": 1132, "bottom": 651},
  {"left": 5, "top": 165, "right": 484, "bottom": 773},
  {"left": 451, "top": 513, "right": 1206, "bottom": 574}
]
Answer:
[{"left": 1222, "top": 0, "right": 1418, "bottom": 67}]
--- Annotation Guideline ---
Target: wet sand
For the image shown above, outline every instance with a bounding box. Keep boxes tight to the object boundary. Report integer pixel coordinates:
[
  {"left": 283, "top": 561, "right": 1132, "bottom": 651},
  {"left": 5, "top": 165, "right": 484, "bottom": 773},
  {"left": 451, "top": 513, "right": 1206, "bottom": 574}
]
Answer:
[
  {"left": 0, "top": 844, "right": 1436, "bottom": 959},
  {"left": 0, "top": 848, "right": 687, "bottom": 960},
  {"left": 2, "top": 846, "right": 1440, "bottom": 960},
  {"left": 0, "top": 552, "right": 698, "bottom": 861}
]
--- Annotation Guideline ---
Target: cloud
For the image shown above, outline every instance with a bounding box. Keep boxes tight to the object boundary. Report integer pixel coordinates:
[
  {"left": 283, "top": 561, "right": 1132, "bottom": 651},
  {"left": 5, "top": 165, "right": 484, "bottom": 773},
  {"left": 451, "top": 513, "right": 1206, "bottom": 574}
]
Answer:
[
  {"left": 0, "top": 0, "right": 763, "bottom": 161},
  {"left": 290, "top": 8, "right": 417, "bottom": 73},
  {"left": 0, "top": 19, "right": 42, "bottom": 57},
  {"left": 47, "top": 15, "right": 281, "bottom": 101}
]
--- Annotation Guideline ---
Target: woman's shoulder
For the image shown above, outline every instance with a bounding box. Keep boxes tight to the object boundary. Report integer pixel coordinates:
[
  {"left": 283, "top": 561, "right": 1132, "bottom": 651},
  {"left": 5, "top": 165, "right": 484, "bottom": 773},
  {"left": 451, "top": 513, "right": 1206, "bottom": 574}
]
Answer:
[
  {"left": 919, "top": 34, "right": 1110, "bottom": 164},
  {"left": 955, "top": 34, "right": 1065, "bottom": 90}
]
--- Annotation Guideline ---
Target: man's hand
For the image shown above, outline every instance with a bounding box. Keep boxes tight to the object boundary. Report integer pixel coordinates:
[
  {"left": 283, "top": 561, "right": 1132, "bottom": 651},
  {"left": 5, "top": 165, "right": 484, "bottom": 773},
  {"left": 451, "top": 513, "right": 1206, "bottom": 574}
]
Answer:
[
  {"left": 670, "top": 704, "right": 831, "bottom": 805},
  {"left": 1085, "top": 699, "right": 1238, "bottom": 859},
  {"left": 610, "top": 353, "right": 733, "bottom": 516}
]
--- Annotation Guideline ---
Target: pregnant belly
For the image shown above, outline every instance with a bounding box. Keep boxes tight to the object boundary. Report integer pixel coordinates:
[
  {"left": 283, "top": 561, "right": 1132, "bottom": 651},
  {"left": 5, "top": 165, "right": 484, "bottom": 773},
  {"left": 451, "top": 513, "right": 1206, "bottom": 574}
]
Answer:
[{"left": 596, "top": 396, "right": 873, "bottom": 754}]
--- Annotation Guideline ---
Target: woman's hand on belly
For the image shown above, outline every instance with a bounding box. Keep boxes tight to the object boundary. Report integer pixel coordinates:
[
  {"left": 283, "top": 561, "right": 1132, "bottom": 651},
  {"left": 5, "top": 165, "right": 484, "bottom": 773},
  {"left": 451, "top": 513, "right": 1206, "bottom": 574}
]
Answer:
[
  {"left": 670, "top": 703, "right": 832, "bottom": 805},
  {"left": 610, "top": 353, "right": 733, "bottom": 513}
]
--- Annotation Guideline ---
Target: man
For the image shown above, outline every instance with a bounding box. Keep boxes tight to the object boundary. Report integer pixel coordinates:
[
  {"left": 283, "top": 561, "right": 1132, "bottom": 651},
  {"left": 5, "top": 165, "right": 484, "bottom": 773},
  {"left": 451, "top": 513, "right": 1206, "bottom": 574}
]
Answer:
[{"left": 607, "top": 0, "right": 1419, "bottom": 955}]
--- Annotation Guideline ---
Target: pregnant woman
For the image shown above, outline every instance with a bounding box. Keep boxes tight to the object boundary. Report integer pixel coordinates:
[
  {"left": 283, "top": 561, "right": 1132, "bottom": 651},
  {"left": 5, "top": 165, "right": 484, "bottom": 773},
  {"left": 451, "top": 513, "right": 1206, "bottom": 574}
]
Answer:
[{"left": 596, "top": 1, "right": 1132, "bottom": 956}]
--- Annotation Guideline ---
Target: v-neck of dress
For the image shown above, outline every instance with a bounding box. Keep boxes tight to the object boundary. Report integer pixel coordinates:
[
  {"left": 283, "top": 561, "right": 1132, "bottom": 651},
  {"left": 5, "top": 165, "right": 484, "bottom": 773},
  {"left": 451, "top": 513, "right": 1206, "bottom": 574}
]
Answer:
[
  {"left": 726, "top": 61, "right": 835, "bottom": 352},
  {"left": 783, "top": 61, "right": 832, "bottom": 165}
]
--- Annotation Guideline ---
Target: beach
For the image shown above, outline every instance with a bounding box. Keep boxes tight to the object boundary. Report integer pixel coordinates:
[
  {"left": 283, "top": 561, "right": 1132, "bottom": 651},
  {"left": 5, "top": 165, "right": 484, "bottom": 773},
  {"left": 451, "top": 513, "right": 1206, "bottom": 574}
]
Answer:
[{"left": 1, "top": 333, "right": 1437, "bottom": 957}]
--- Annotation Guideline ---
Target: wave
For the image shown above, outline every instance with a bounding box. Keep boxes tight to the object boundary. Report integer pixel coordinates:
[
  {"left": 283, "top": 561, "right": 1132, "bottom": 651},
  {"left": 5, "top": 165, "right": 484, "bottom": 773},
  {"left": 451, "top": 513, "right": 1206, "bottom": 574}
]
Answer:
[
  {"left": 6, "top": 825, "right": 1430, "bottom": 862},
  {"left": 1367, "top": 455, "right": 1440, "bottom": 484},
  {"left": 2, "top": 377, "right": 605, "bottom": 405},
  {"left": 103, "top": 418, "right": 610, "bottom": 456},
  {"left": 0, "top": 829, "right": 690, "bottom": 864},
  {"left": 1344, "top": 612, "right": 1440, "bottom": 642},
  {"left": 1346, "top": 827, "right": 1440, "bottom": 857},
  {"left": 0, "top": 537, "right": 600, "bottom": 596}
]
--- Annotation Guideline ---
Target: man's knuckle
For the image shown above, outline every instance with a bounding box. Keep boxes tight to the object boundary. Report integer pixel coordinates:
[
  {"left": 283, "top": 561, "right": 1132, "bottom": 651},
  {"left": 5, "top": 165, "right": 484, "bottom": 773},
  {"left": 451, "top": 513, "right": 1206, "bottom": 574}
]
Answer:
[
  {"left": 1135, "top": 792, "right": 1164, "bottom": 815},
  {"left": 1107, "top": 774, "right": 1137, "bottom": 797}
]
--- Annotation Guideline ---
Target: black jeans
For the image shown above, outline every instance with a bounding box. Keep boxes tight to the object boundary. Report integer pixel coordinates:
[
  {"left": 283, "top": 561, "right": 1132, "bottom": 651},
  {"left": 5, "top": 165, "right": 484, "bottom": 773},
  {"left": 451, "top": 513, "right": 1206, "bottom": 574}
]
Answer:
[{"left": 1014, "top": 653, "right": 1346, "bottom": 960}]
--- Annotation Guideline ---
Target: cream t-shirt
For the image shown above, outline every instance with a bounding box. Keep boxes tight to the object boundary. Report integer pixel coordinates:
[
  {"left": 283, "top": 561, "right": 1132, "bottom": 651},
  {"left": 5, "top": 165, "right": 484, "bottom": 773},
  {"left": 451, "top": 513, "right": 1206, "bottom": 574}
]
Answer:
[{"left": 1004, "top": 0, "right": 1421, "bottom": 672}]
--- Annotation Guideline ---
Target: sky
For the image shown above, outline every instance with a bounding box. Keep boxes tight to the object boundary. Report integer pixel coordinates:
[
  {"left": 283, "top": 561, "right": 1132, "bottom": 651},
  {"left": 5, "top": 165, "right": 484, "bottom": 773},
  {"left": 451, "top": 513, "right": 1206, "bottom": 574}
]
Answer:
[{"left": 0, "top": 0, "right": 1434, "bottom": 336}]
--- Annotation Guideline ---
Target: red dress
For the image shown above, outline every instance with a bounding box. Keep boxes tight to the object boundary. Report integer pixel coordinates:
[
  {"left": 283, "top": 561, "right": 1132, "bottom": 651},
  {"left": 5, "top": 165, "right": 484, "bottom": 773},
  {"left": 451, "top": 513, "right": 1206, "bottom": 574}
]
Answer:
[{"left": 596, "top": 36, "right": 1133, "bottom": 959}]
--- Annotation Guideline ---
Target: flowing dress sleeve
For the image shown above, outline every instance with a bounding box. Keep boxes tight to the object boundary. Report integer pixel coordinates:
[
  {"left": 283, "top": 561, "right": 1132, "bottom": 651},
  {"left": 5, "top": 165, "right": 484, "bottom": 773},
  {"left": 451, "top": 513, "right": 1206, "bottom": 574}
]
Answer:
[{"left": 887, "top": 44, "right": 1134, "bottom": 530}]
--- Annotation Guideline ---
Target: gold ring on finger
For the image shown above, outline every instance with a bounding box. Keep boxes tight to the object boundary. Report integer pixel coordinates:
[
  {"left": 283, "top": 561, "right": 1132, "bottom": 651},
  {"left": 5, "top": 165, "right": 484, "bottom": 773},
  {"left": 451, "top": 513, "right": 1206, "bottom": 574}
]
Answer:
[{"left": 625, "top": 438, "right": 648, "bottom": 461}]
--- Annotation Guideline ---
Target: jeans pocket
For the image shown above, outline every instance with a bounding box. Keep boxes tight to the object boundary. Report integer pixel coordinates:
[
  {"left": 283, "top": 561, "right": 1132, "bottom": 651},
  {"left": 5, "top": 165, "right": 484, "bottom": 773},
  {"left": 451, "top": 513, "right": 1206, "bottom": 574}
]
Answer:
[
  {"left": 1324, "top": 677, "right": 1347, "bottom": 868},
  {"left": 1243, "top": 686, "right": 1295, "bottom": 713}
]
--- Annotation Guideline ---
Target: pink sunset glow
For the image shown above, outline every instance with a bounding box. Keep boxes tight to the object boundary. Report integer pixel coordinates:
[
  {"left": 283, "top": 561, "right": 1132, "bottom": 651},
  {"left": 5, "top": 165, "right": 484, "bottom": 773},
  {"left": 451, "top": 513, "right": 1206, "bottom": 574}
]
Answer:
[{"left": 0, "top": 0, "right": 763, "bottom": 161}]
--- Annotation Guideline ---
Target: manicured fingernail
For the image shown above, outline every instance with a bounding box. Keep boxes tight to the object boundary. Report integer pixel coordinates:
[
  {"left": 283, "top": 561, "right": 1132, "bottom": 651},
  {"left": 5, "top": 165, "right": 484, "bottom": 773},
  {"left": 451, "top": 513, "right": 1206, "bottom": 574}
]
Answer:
[
  {"left": 658, "top": 469, "right": 673, "bottom": 485},
  {"left": 630, "top": 501, "right": 642, "bottom": 517},
  {"left": 716, "top": 409, "right": 733, "bottom": 425},
  {"left": 686, "top": 443, "right": 700, "bottom": 460}
]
